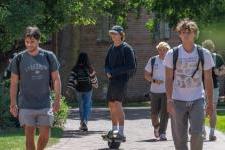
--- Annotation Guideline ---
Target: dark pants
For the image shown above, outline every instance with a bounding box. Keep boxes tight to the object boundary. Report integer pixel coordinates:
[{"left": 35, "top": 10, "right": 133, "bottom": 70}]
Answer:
[{"left": 150, "top": 92, "right": 169, "bottom": 135}]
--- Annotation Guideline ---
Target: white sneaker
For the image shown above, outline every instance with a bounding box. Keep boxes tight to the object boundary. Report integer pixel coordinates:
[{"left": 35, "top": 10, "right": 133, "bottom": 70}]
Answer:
[{"left": 159, "top": 134, "right": 167, "bottom": 141}]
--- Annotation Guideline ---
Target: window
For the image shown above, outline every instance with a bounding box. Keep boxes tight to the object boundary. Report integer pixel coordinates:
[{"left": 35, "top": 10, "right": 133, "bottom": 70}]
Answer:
[
  {"left": 96, "top": 15, "right": 112, "bottom": 43},
  {"left": 153, "top": 20, "right": 171, "bottom": 41}
]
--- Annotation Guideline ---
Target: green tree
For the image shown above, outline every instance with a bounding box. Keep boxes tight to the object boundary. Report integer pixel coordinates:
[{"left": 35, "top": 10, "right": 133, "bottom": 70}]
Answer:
[{"left": 0, "top": 0, "right": 113, "bottom": 52}]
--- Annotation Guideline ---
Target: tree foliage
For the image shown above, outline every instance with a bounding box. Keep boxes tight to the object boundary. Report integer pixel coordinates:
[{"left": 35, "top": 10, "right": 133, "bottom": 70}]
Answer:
[
  {"left": 0, "top": 0, "right": 113, "bottom": 52},
  {"left": 144, "top": 0, "right": 225, "bottom": 29},
  {"left": 0, "top": 0, "right": 225, "bottom": 53}
]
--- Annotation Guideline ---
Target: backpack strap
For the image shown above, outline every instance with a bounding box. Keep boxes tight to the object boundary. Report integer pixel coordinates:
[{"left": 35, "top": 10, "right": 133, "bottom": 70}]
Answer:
[
  {"left": 41, "top": 50, "right": 53, "bottom": 89},
  {"left": 16, "top": 53, "right": 23, "bottom": 80},
  {"left": 191, "top": 45, "right": 204, "bottom": 78},
  {"left": 150, "top": 56, "right": 156, "bottom": 77},
  {"left": 172, "top": 47, "right": 179, "bottom": 80}
]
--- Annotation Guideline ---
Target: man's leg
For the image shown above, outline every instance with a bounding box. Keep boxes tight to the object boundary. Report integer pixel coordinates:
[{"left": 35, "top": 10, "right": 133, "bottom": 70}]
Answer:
[
  {"left": 150, "top": 93, "right": 160, "bottom": 138},
  {"left": 173, "top": 100, "right": 189, "bottom": 150},
  {"left": 114, "top": 101, "right": 125, "bottom": 135},
  {"left": 19, "top": 109, "right": 37, "bottom": 150},
  {"left": 209, "top": 88, "right": 219, "bottom": 140},
  {"left": 189, "top": 99, "right": 204, "bottom": 150},
  {"left": 109, "top": 101, "right": 119, "bottom": 131},
  {"left": 24, "top": 126, "right": 36, "bottom": 150},
  {"left": 37, "top": 126, "right": 50, "bottom": 150},
  {"left": 108, "top": 101, "right": 125, "bottom": 135},
  {"left": 159, "top": 93, "right": 169, "bottom": 138},
  {"left": 36, "top": 108, "right": 54, "bottom": 150}
]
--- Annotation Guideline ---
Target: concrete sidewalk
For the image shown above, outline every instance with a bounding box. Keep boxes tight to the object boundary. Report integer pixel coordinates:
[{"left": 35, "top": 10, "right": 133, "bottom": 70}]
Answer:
[{"left": 47, "top": 108, "right": 225, "bottom": 150}]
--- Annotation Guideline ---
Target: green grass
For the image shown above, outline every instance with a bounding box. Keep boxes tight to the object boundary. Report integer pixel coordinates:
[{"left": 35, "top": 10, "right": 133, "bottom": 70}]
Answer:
[
  {"left": 205, "top": 111, "right": 225, "bottom": 133},
  {"left": 0, "top": 127, "right": 63, "bottom": 150}
]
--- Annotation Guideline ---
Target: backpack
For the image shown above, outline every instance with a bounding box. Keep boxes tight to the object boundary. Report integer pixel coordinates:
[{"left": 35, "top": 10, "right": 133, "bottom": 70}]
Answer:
[
  {"left": 172, "top": 45, "right": 204, "bottom": 81},
  {"left": 15, "top": 50, "right": 53, "bottom": 89},
  {"left": 121, "top": 43, "right": 137, "bottom": 78},
  {"left": 126, "top": 48, "right": 137, "bottom": 78},
  {"left": 150, "top": 56, "right": 156, "bottom": 77},
  {"left": 211, "top": 53, "right": 219, "bottom": 88},
  {"left": 75, "top": 67, "right": 92, "bottom": 92}
]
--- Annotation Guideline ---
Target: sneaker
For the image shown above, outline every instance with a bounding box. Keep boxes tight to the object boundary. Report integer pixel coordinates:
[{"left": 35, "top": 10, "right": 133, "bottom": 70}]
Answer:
[
  {"left": 159, "top": 134, "right": 167, "bottom": 141},
  {"left": 202, "top": 129, "right": 206, "bottom": 140},
  {"left": 209, "top": 135, "right": 217, "bottom": 141},
  {"left": 79, "top": 122, "right": 88, "bottom": 131},
  {"left": 154, "top": 126, "right": 160, "bottom": 138},
  {"left": 102, "top": 130, "right": 114, "bottom": 139},
  {"left": 116, "top": 132, "right": 126, "bottom": 142}
]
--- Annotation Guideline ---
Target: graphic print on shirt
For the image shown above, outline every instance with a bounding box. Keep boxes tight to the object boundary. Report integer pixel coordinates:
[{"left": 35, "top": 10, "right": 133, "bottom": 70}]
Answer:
[
  {"left": 25, "top": 63, "right": 48, "bottom": 80},
  {"left": 175, "top": 56, "right": 202, "bottom": 88}
]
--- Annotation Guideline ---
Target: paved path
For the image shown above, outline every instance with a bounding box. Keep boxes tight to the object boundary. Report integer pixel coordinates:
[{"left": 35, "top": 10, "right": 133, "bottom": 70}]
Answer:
[{"left": 47, "top": 107, "right": 225, "bottom": 150}]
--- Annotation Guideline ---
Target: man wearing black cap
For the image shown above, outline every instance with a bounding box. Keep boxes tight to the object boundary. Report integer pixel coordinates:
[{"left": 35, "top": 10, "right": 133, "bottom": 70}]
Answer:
[{"left": 104, "top": 25, "right": 136, "bottom": 141}]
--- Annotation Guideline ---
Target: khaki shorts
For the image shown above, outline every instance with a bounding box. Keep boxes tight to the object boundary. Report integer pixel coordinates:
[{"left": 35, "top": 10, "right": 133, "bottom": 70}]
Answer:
[{"left": 19, "top": 108, "right": 54, "bottom": 127}]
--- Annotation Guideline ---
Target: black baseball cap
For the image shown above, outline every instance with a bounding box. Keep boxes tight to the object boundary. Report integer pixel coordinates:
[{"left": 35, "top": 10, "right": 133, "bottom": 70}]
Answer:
[{"left": 109, "top": 25, "right": 124, "bottom": 34}]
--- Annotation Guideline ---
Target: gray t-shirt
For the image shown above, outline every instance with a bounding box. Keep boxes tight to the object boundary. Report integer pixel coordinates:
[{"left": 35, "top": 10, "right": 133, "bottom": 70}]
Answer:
[{"left": 10, "top": 49, "right": 60, "bottom": 109}]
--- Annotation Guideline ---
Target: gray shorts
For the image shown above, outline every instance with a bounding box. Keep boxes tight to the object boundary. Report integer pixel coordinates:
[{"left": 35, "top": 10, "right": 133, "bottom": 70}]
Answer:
[{"left": 19, "top": 108, "right": 54, "bottom": 127}]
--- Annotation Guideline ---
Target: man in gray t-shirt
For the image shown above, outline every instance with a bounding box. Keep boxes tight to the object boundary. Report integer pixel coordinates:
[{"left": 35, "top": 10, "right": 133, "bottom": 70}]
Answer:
[{"left": 10, "top": 26, "right": 61, "bottom": 150}]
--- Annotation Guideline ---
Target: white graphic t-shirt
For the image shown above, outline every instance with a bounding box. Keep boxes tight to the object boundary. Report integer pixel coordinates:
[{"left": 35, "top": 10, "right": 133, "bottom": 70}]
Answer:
[
  {"left": 145, "top": 55, "right": 166, "bottom": 93},
  {"left": 164, "top": 44, "right": 215, "bottom": 101}
]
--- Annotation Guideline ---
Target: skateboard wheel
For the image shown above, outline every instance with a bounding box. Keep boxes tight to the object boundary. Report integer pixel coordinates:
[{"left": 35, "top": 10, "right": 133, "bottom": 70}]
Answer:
[{"left": 108, "top": 141, "right": 121, "bottom": 149}]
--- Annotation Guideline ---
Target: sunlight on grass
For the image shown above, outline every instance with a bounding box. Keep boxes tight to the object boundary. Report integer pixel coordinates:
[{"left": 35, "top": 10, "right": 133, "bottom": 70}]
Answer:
[
  {"left": 0, "top": 127, "right": 63, "bottom": 150},
  {"left": 205, "top": 111, "right": 225, "bottom": 133}
]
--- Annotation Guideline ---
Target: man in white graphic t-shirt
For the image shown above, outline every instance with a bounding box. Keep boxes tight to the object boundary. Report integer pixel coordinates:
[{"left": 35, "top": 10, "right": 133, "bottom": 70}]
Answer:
[
  {"left": 164, "top": 18, "right": 214, "bottom": 150},
  {"left": 145, "top": 42, "right": 170, "bottom": 141}
]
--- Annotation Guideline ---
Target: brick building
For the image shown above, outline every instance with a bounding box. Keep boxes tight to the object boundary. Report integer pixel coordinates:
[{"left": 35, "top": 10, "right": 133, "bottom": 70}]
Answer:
[{"left": 57, "top": 10, "right": 180, "bottom": 101}]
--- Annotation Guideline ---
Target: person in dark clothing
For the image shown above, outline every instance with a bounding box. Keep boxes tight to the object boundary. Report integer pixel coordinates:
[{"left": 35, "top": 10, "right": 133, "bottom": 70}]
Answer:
[
  {"left": 103, "top": 25, "right": 136, "bottom": 141},
  {"left": 67, "top": 52, "right": 98, "bottom": 131}
]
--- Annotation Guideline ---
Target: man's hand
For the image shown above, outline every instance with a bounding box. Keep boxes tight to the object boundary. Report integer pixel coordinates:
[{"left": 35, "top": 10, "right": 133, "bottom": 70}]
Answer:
[
  {"left": 206, "top": 102, "right": 213, "bottom": 117},
  {"left": 154, "top": 79, "right": 164, "bottom": 84},
  {"left": 10, "top": 105, "right": 18, "bottom": 118},
  {"left": 107, "top": 73, "right": 112, "bottom": 79},
  {"left": 167, "top": 99, "right": 175, "bottom": 117},
  {"left": 53, "top": 101, "right": 60, "bottom": 113}
]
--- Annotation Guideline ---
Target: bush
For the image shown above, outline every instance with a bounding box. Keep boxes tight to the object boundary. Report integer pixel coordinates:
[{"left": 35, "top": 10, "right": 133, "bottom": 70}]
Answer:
[
  {"left": 0, "top": 80, "right": 19, "bottom": 129},
  {"left": 0, "top": 80, "right": 69, "bottom": 129},
  {"left": 53, "top": 96, "right": 69, "bottom": 127}
]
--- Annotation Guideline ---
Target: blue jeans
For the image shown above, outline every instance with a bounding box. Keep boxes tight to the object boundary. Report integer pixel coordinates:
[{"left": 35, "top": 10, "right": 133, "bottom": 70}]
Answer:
[{"left": 76, "top": 90, "right": 93, "bottom": 124}]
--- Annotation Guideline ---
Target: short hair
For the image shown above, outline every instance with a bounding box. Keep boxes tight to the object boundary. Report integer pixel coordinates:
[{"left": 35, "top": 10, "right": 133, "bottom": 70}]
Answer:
[
  {"left": 24, "top": 26, "right": 41, "bottom": 40},
  {"left": 156, "top": 41, "right": 171, "bottom": 51},
  {"left": 176, "top": 18, "right": 199, "bottom": 36},
  {"left": 202, "top": 39, "right": 215, "bottom": 52}
]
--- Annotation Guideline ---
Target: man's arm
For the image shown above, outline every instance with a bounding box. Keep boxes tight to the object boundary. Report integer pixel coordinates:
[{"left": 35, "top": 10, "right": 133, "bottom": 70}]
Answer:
[
  {"left": 165, "top": 66, "right": 174, "bottom": 115},
  {"left": 10, "top": 73, "right": 19, "bottom": 117},
  {"left": 144, "top": 70, "right": 153, "bottom": 82},
  {"left": 51, "top": 70, "right": 61, "bottom": 112},
  {"left": 204, "top": 69, "right": 213, "bottom": 116}
]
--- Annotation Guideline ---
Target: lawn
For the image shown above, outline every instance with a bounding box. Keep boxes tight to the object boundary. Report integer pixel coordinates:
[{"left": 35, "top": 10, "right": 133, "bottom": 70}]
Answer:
[
  {"left": 0, "top": 127, "right": 63, "bottom": 150},
  {"left": 205, "top": 111, "right": 225, "bottom": 133}
]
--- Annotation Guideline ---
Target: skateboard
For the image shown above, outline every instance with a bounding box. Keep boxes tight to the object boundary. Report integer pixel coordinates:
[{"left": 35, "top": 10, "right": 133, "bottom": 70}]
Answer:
[{"left": 102, "top": 130, "right": 125, "bottom": 149}]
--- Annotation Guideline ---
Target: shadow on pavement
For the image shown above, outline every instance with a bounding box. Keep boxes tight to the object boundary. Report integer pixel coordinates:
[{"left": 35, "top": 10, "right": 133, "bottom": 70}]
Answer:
[
  {"left": 137, "top": 139, "right": 173, "bottom": 142},
  {"left": 68, "top": 108, "right": 151, "bottom": 121},
  {"left": 97, "top": 148, "right": 124, "bottom": 150},
  {"left": 62, "top": 130, "right": 105, "bottom": 138}
]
